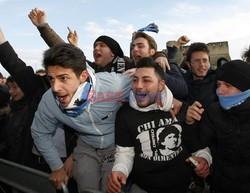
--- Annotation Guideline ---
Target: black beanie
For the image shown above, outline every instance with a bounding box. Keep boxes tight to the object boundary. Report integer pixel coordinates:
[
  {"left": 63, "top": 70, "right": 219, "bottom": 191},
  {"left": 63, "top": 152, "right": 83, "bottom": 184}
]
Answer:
[
  {"left": 0, "top": 84, "right": 10, "bottom": 107},
  {"left": 216, "top": 59, "right": 250, "bottom": 91},
  {"left": 94, "top": 35, "right": 124, "bottom": 58}
]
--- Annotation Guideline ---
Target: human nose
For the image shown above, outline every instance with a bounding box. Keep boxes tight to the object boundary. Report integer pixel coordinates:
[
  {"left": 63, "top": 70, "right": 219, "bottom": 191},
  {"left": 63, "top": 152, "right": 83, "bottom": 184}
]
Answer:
[
  {"left": 201, "top": 59, "right": 209, "bottom": 65},
  {"left": 132, "top": 45, "right": 139, "bottom": 53},
  {"left": 51, "top": 80, "right": 61, "bottom": 92},
  {"left": 9, "top": 87, "right": 14, "bottom": 95},
  {"left": 217, "top": 85, "right": 225, "bottom": 95},
  {"left": 133, "top": 80, "right": 143, "bottom": 90},
  {"left": 94, "top": 44, "right": 100, "bottom": 51}
]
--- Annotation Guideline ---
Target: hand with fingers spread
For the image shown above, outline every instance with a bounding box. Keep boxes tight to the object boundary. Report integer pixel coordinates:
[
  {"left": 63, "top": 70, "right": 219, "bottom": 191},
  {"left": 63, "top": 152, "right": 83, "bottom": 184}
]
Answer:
[
  {"left": 67, "top": 27, "right": 78, "bottom": 47},
  {"left": 155, "top": 56, "right": 170, "bottom": 72},
  {"left": 49, "top": 167, "right": 68, "bottom": 190},
  {"left": 186, "top": 101, "right": 204, "bottom": 125},
  {"left": 28, "top": 7, "right": 46, "bottom": 27},
  {"left": 106, "top": 171, "right": 126, "bottom": 193}
]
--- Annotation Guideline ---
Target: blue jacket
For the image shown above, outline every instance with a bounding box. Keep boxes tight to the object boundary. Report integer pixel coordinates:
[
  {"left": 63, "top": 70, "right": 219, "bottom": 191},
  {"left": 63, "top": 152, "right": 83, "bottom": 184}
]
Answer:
[{"left": 31, "top": 70, "right": 131, "bottom": 171}]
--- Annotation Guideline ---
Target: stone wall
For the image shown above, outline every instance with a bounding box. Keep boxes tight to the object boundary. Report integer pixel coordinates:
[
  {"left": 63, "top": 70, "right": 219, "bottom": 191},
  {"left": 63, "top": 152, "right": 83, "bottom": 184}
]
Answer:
[{"left": 166, "top": 41, "right": 231, "bottom": 69}]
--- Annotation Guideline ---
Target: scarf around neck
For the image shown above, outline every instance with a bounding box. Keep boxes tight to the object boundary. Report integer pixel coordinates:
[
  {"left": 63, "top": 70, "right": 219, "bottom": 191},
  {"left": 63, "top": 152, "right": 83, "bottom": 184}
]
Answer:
[
  {"left": 55, "top": 66, "right": 96, "bottom": 117},
  {"left": 129, "top": 85, "right": 173, "bottom": 112},
  {"left": 57, "top": 81, "right": 91, "bottom": 117},
  {"left": 216, "top": 89, "right": 250, "bottom": 110}
]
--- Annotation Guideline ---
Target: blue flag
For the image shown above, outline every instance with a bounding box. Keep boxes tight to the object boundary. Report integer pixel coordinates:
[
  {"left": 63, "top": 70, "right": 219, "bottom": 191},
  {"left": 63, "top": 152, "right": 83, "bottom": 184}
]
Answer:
[{"left": 138, "top": 23, "right": 159, "bottom": 33}]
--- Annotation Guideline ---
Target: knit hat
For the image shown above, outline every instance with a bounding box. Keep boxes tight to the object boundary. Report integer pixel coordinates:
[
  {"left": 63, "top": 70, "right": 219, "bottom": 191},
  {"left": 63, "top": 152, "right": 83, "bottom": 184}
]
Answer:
[
  {"left": 94, "top": 35, "right": 124, "bottom": 58},
  {"left": 216, "top": 59, "right": 250, "bottom": 91},
  {"left": 0, "top": 84, "right": 10, "bottom": 107}
]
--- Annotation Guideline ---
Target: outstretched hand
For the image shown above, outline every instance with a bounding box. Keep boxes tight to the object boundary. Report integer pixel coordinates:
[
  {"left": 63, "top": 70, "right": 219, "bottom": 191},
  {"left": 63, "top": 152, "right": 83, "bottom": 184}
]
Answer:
[{"left": 28, "top": 7, "right": 46, "bottom": 27}]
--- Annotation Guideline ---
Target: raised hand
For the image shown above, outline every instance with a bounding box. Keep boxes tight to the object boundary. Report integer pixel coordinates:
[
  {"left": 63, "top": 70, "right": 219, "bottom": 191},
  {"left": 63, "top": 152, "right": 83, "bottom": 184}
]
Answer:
[
  {"left": 175, "top": 35, "right": 190, "bottom": 48},
  {"left": 67, "top": 27, "right": 78, "bottom": 47},
  {"left": 28, "top": 7, "right": 46, "bottom": 27}
]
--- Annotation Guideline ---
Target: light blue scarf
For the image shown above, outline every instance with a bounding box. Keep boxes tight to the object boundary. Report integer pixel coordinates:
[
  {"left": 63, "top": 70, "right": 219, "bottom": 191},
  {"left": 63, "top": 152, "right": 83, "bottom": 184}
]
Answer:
[{"left": 216, "top": 89, "right": 250, "bottom": 110}]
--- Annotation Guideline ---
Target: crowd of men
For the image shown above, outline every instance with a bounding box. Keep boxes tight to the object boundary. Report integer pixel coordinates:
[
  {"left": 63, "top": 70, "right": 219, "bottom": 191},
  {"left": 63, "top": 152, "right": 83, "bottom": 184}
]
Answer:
[{"left": 1, "top": 7, "right": 250, "bottom": 193}]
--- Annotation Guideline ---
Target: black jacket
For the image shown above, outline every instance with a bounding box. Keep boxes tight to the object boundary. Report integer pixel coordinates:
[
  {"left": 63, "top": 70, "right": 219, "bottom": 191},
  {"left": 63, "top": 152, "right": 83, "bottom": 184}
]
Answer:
[
  {"left": 186, "top": 99, "right": 250, "bottom": 193},
  {"left": 183, "top": 69, "right": 218, "bottom": 110}
]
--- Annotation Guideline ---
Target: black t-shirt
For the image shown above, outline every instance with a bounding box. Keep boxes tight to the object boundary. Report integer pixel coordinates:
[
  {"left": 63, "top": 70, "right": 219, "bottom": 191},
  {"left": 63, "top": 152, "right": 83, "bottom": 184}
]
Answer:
[{"left": 115, "top": 103, "right": 194, "bottom": 193}]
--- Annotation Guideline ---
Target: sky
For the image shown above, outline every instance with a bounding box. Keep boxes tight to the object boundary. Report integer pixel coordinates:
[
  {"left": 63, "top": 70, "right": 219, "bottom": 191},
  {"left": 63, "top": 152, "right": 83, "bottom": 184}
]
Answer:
[{"left": 1, "top": 0, "right": 250, "bottom": 76}]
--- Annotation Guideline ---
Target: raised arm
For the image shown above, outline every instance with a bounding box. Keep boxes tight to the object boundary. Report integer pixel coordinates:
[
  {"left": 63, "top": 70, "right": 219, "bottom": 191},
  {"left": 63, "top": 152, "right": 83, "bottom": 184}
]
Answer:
[
  {"left": 67, "top": 27, "right": 78, "bottom": 47},
  {"left": 0, "top": 27, "right": 45, "bottom": 97},
  {"left": 167, "top": 35, "right": 190, "bottom": 62},
  {"left": 175, "top": 35, "right": 190, "bottom": 48},
  {"left": 28, "top": 7, "right": 65, "bottom": 47}
]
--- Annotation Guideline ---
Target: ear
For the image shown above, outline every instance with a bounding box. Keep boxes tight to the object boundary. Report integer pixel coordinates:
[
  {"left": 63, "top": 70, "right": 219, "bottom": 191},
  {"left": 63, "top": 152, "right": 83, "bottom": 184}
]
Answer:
[
  {"left": 79, "top": 70, "right": 89, "bottom": 83},
  {"left": 187, "top": 61, "right": 191, "bottom": 68},
  {"left": 159, "top": 79, "right": 165, "bottom": 91},
  {"left": 150, "top": 48, "right": 156, "bottom": 56}
]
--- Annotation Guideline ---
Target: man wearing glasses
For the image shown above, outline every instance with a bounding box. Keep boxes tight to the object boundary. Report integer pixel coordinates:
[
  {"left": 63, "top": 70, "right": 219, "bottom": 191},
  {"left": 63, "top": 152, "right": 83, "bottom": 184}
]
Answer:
[
  {"left": 183, "top": 42, "right": 217, "bottom": 110},
  {"left": 182, "top": 42, "right": 217, "bottom": 193}
]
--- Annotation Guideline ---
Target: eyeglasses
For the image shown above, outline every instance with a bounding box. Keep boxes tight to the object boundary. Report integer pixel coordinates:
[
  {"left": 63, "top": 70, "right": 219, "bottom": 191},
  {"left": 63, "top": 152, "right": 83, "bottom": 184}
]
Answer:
[{"left": 191, "top": 58, "right": 209, "bottom": 65}]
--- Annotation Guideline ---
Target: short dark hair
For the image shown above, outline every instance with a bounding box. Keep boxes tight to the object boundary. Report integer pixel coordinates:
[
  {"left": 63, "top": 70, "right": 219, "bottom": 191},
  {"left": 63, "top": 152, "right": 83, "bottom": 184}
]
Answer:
[
  {"left": 43, "top": 43, "right": 86, "bottom": 77},
  {"left": 186, "top": 42, "right": 210, "bottom": 62},
  {"left": 6, "top": 76, "right": 15, "bottom": 84},
  {"left": 136, "top": 57, "right": 165, "bottom": 80}
]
